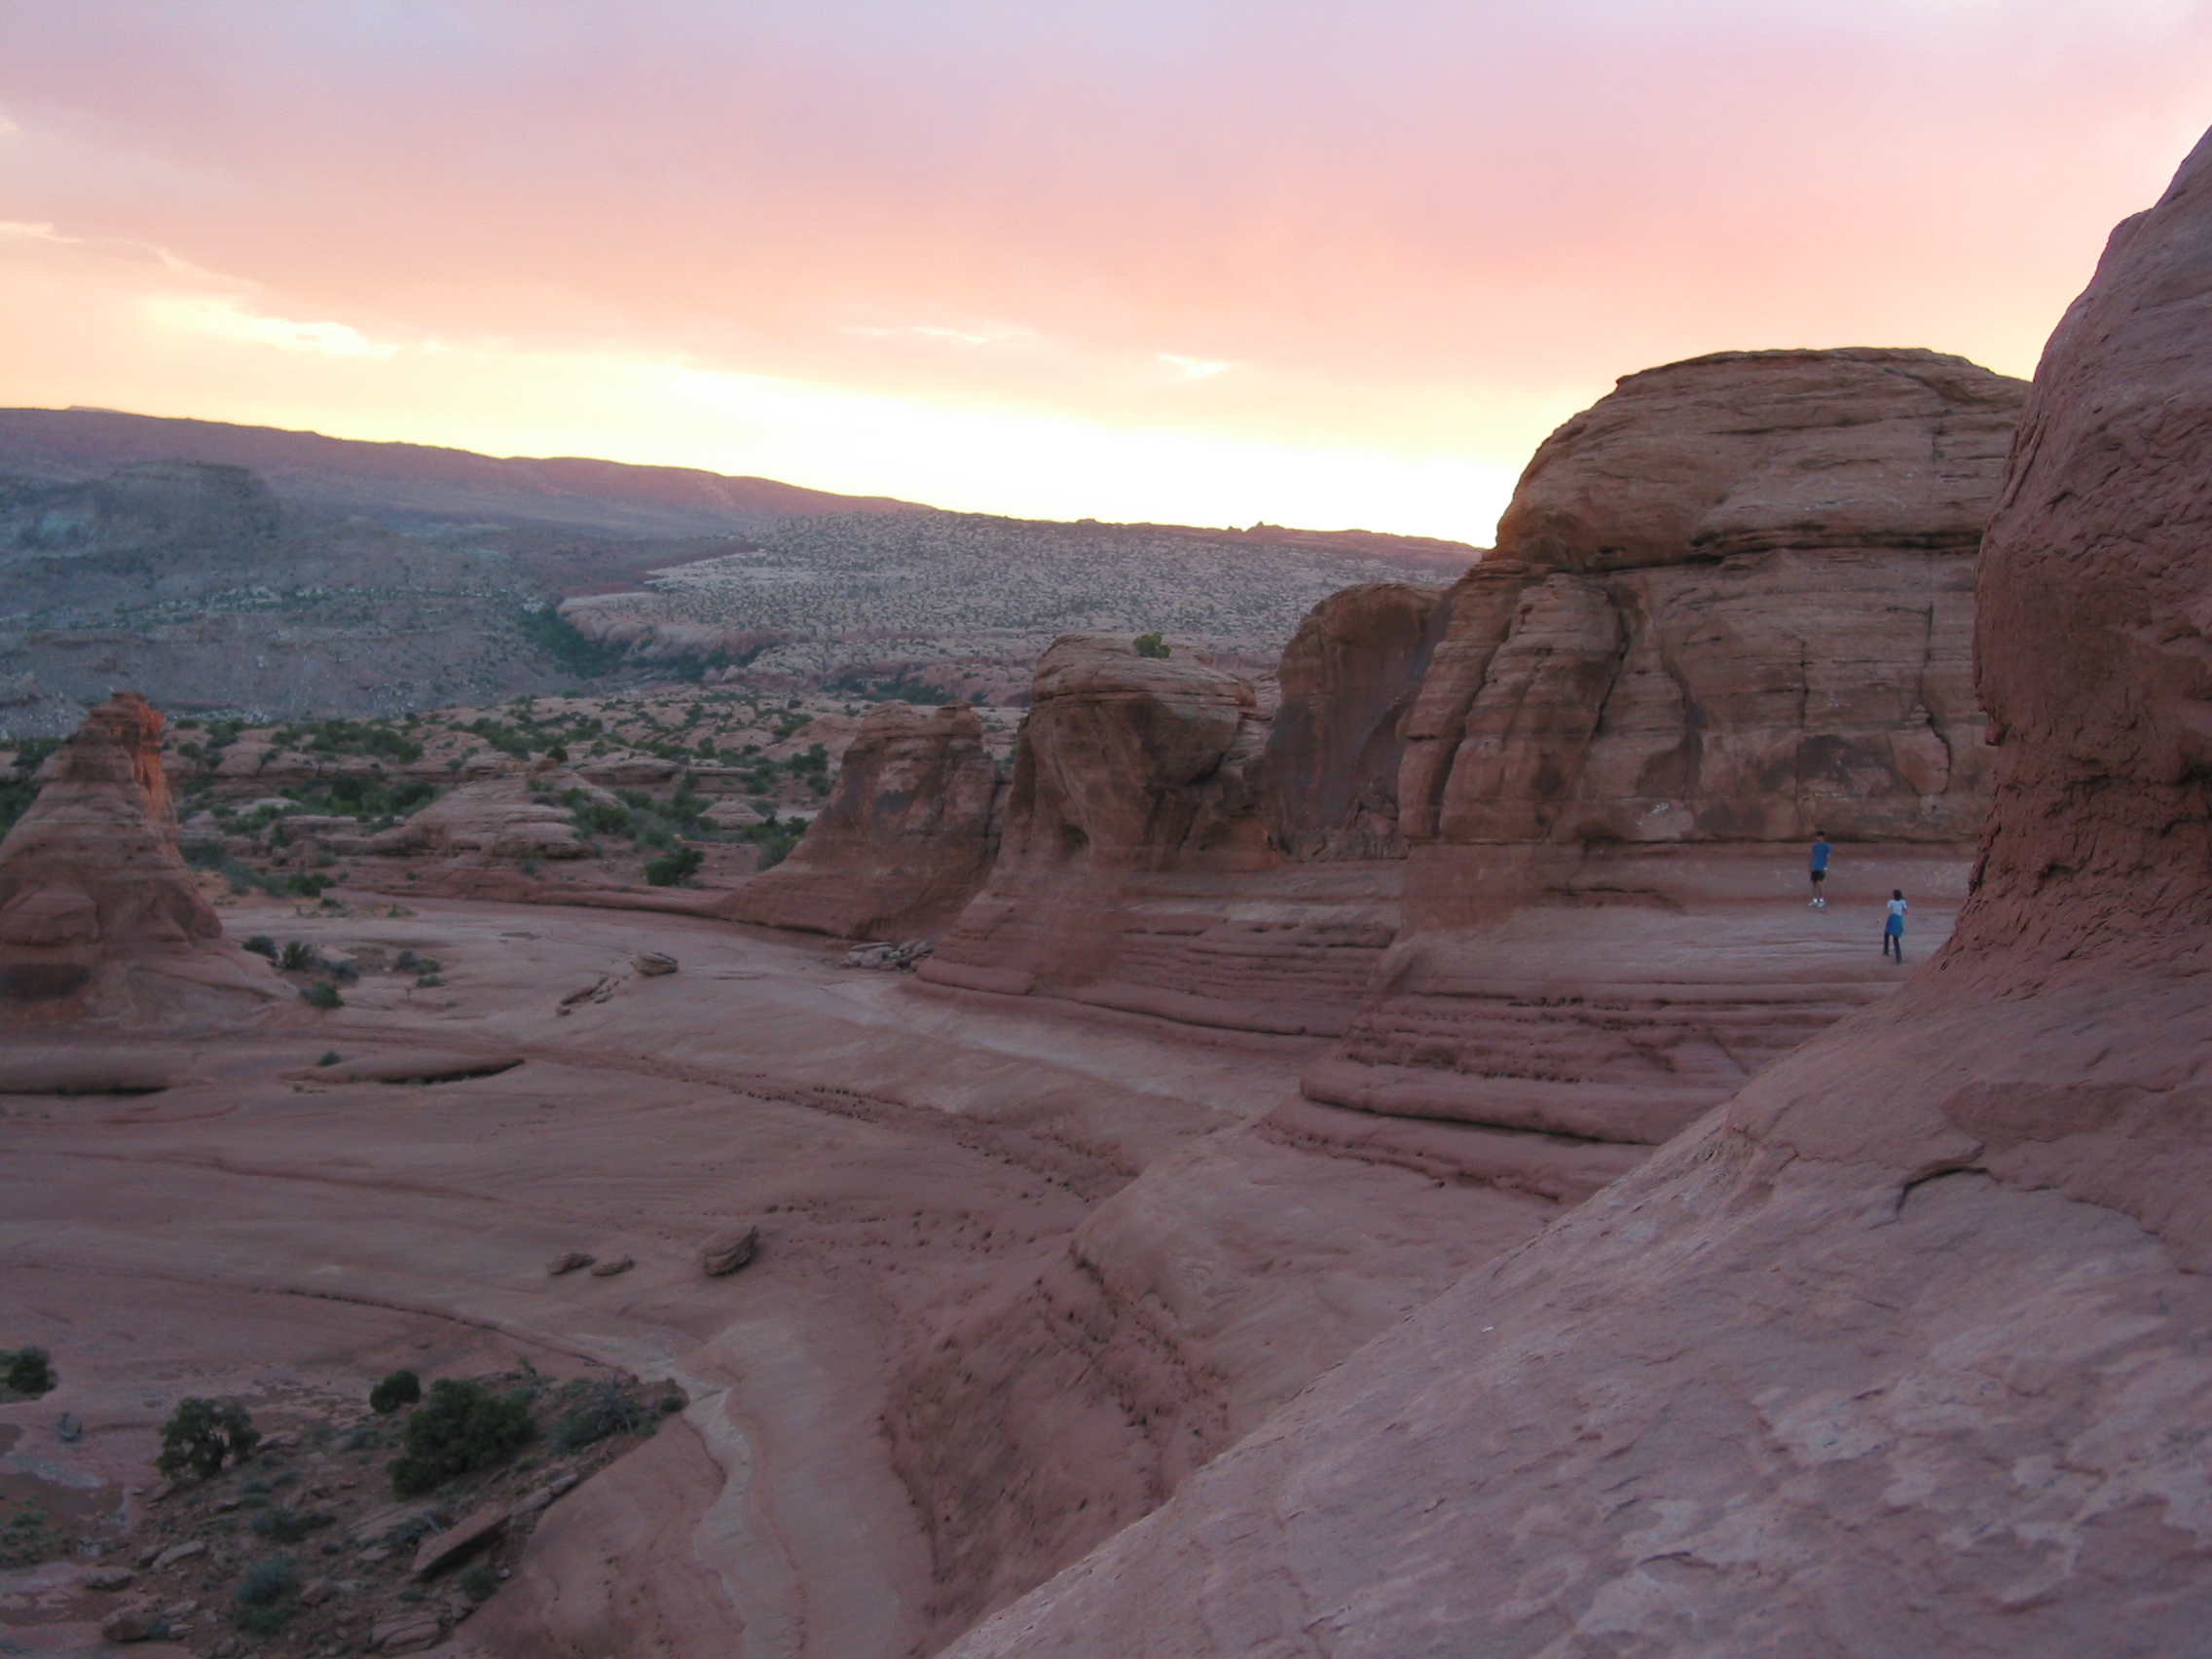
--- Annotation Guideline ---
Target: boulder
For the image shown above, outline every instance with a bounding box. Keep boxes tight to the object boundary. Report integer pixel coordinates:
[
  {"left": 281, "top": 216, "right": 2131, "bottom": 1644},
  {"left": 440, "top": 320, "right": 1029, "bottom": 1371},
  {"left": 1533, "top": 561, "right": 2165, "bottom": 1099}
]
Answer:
[
  {"left": 938, "top": 128, "right": 2212, "bottom": 1659},
  {"left": 587, "top": 1255, "right": 634, "bottom": 1277},
  {"left": 97, "top": 1599, "right": 165, "bottom": 1642},
  {"left": 370, "top": 1610, "right": 447, "bottom": 1653},
  {"left": 411, "top": 1502, "right": 507, "bottom": 1578},
  {"left": 700, "top": 1223, "right": 758, "bottom": 1276},
  {"left": 544, "top": 1251, "right": 595, "bottom": 1276},
  {"left": 731, "top": 702, "right": 1003, "bottom": 938}
]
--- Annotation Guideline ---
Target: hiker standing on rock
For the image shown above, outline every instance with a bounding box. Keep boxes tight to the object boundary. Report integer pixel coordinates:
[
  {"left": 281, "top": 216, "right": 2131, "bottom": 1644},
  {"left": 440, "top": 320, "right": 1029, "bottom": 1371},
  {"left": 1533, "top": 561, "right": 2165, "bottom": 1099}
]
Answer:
[
  {"left": 1884, "top": 890, "right": 1908, "bottom": 961},
  {"left": 1808, "top": 830, "right": 1832, "bottom": 907}
]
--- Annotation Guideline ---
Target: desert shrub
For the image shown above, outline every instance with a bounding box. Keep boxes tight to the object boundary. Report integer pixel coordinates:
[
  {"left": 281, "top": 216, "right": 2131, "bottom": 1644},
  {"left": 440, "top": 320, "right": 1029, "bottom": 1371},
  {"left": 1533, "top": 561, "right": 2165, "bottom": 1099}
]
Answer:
[
  {"left": 233, "top": 1553, "right": 299, "bottom": 1634},
  {"left": 277, "top": 940, "right": 319, "bottom": 972},
  {"left": 569, "top": 799, "right": 633, "bottom": 838},
  {"left": 550, "top": 1378, "right": 651, "bottom": 1452},
  {"left": 315, "top": 1051, "right": 341, "bottom": 1067},
  {"left": 415, "top": 974, "right": 444, "bottom": 989},
  {"left": 643, "top": 846, "right": 703, "bottom": 887},
  {"left": 300, "top": 980, "right": 343, "bottom": 1011},
  {"left": 387, "top": 1380, "right": 536, "bottom": 1496},
  {"left": 369, "top": 1369, "right": 422, "bottom": 1414},
  {"left": 242, "top": 935, "right": 277, "bottom": 959},
  {"left": 1133, "top": 632, "right": 1170, "bottom": 658},
  {"left": 339, "top": 1425, "right": 385, "bottom": 1452},
  {"left": 249, "top": 1507, "right": 332, "bottom": 1544},
  {"left": 458, "top": 1561, "right": 500, "bottom": 1603},
  {"left": 270, "top": 870, "right": 334, "bottom": 900},
  {"left": 1, "top": 1347, "right": 55, "bottom": 1397},
  {"left": 158, "top": 1398, "right": 260, "bottom": 1479}
]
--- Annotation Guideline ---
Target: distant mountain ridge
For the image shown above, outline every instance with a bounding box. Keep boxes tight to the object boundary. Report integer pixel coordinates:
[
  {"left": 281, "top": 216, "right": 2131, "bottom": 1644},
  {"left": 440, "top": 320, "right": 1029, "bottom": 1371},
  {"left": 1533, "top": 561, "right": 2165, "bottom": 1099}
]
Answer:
[
  {"left": 0, "top": 408, "right": 1483, "bottom": 565},
  {"left": 0, "top": 406, "right": 932, "bottom": 539}
]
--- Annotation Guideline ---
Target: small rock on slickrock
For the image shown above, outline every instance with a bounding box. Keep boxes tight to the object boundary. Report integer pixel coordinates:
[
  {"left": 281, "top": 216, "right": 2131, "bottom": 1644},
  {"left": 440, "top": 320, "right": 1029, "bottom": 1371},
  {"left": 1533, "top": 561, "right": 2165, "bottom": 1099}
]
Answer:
[
  {"left": 545, "top": 1250, "right": 595, "bottom": 1276},
  {"left": 84, "top": 1565, "right": 135, "bottom": 1590},
  {"left": 412, "top": 1502, "right": 508, "bottom": 1578},
  {"left": 151, "top": 1538, "right": 204, "bottom": 1568},
  {"left": 630, "top": 949, "right": 678, "bottom": 976},
  {"left": 97, "top": 1599, "right": 165, "bottom": 1642},
  {"left": 587, "top": 1254, "right": 634, "bottom": 1277},
  {"left": 372, "top": 1609, "right": 448, "bottom": 1653},
  {"left": 701, "top": 1223, "right": 759, "bottom": 1276}
]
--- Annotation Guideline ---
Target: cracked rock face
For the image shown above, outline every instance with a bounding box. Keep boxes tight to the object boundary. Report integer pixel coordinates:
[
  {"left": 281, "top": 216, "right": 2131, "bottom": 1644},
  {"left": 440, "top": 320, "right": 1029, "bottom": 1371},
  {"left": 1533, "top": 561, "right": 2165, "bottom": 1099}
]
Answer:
[{"left": 940, "top": 129, "right": 2212, "bottom": 1659}]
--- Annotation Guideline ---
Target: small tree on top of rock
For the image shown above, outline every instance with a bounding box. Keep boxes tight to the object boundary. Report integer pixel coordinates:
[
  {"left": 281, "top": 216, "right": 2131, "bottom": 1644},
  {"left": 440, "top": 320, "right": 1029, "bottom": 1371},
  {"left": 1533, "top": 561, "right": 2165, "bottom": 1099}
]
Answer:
[
  {"left": 158, "top": 1397, "right": 261, "bottom": 1480},
  {"left": 387, "top": 1379, "right": 536, "bottom": 1496},
  {"left": 1132, "top": 632, "right": 1170, "bottom": 658}
]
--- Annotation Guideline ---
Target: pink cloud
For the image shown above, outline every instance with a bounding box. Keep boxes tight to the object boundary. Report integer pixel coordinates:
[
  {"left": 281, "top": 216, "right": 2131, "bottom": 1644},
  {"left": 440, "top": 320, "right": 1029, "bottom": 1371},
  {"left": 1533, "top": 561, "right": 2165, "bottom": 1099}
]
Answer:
[{"left": 1, "top": 1, "right": 2208, "bottom": 535}]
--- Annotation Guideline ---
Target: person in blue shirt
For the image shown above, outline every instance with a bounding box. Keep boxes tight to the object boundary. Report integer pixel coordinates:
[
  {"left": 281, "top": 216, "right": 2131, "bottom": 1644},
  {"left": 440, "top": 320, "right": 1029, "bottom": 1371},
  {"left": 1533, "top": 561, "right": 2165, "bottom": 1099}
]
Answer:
[
  {"left": 1808, "top": 831, "right": 1832, "bottom": 907},
  {"left": 1884, "top": 890, "right": 1908, "bottom": 961}
]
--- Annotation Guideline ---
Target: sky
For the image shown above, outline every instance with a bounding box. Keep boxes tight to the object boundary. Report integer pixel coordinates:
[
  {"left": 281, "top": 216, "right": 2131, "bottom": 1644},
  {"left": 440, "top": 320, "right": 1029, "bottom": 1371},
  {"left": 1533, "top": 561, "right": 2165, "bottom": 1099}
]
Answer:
[{"left": 1, "top": 2, "right": 2209, "bottom": 544}]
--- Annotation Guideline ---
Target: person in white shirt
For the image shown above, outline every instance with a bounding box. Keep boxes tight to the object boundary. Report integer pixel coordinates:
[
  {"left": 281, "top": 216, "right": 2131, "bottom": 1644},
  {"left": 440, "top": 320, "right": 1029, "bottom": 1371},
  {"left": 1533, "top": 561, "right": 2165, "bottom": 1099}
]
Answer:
[{"left": 1883, "top": 890, "right": 1908, "bottom": 962}]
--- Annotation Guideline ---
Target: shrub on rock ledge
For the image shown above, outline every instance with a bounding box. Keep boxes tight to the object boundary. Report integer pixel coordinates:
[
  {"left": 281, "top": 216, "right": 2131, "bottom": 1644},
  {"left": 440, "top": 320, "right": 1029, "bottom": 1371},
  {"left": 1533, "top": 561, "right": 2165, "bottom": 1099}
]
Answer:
[
  {"left": 387, "top": 1379, "right": 535, "bottom": 1496},
  {"left": 369, "top": 1368, "right": 422, "bottom": 1414}
]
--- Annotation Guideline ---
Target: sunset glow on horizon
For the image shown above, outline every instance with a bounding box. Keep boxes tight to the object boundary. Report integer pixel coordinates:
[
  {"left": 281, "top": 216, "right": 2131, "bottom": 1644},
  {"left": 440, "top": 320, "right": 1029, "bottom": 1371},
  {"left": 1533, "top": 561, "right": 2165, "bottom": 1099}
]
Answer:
[{"left": 3, "top": 1, "right": 2210, "bottom": 543}]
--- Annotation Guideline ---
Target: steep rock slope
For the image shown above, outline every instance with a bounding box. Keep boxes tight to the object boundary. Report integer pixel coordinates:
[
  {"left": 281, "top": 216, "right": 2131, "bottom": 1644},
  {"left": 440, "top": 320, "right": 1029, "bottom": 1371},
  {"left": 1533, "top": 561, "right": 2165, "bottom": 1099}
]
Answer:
[
  {"left": 946, "top": 129, "right": 2212, "bottom": 1659},
  {"left": 0, "top": 690, "right": 275, "bottom": 1023}
]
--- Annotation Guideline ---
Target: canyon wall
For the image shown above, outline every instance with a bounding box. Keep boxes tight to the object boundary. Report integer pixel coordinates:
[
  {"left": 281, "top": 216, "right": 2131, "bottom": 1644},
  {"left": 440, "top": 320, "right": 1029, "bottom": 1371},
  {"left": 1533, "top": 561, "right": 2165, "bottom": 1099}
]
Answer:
[{"left": 944, "top": 129, "right": 2212, "bottom": 1659}]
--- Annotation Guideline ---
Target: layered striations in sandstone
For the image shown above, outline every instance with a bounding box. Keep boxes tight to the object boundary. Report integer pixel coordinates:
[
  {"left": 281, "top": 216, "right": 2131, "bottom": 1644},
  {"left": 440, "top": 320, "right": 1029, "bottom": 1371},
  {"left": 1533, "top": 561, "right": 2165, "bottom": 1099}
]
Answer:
[
  {"left": 0, "top": 690, "right": 274, "bottom": 1022},
  {"left": 1305, "top": 346, "right": 2028, "bottom": 1158},
  {"left": 945, "top": 129, "right": 2212, "bottom": 1659}
]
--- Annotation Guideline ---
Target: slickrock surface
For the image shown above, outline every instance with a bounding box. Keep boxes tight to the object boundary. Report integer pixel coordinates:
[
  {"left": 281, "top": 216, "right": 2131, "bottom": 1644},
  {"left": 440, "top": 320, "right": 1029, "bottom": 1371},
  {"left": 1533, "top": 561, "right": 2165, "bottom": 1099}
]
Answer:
[
  {"left": 731, "top": 703, "right": 1003, "bottom": 938},
  {"left": 0, "top": 691, "right": 275, "bottom": 1024},
  {"left": 940, "top": 131, "right": 2212, "bottom": 1659},
  {"left": 0, "top": 891, "right": 1520, "bottom": 1658}
]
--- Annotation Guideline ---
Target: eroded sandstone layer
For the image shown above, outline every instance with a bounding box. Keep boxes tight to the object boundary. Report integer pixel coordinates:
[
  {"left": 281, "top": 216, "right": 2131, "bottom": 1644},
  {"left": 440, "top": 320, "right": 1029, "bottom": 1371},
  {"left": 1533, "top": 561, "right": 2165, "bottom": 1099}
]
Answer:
[
  {"left": 942, "top": 129, "right": 2212, "bottom": 1659},
  {"left": 0, "top": 690, "right": 274, "bottom": 1025}
]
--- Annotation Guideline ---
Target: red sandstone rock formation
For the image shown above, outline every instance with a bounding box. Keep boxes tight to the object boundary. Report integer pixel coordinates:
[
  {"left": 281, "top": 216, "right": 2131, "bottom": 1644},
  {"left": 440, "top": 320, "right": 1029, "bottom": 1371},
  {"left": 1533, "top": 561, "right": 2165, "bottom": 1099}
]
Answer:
[
  {"left": 1256, "top": 581, "right": 1450, "bottom": 860},
  {"left": 917, "top": 636, "right": 1396, "bottom": 1033},
  {"left": 1306, "top": 348, "right": 2027, "bottom": 1150},
  {"left": 0, "top": 691, "right": 274, "bottom": 1022},
  {"left": 729, "top": 702, "right": 1002, "bottom": 938},
  {"left": 942, "top": 129, "right": 2212, "bottom": 1659}
]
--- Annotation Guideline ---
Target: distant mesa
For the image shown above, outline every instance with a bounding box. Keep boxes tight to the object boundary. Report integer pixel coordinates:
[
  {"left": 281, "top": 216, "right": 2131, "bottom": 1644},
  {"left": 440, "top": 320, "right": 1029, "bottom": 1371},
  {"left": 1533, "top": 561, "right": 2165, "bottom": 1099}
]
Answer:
[{"left": 0, "top": 406, "right": 931, "bottom": 537}]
